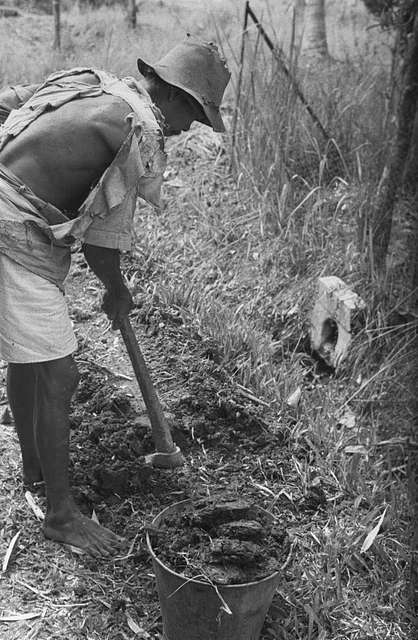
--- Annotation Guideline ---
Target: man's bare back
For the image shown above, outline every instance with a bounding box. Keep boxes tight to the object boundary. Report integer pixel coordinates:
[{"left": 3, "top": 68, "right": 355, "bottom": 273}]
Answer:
[{"left": 0, "top": 72, "right": 132, "bottom": 214}]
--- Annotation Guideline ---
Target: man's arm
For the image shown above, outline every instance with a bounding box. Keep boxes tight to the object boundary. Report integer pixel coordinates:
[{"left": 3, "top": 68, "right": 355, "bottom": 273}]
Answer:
[
  {"left": 82, "top": 244, "right": 133, "bottom": 329},
  {"left": 80, "top": 101, "right": 137, "bottom": 328},
  {"left": 0, "top": 83, "right": 40, "bottom": 124}
]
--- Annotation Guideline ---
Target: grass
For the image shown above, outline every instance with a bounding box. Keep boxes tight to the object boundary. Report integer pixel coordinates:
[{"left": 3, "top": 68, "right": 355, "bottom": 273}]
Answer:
[
  {"left": 131, "top": 30, "right": 412, "bottom": 634},
  {"left": 0, "top": 1, "right": 414, "bottom": 638}
]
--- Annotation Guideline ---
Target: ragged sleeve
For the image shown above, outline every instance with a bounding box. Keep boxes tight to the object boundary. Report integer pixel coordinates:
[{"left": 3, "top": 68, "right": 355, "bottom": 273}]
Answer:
[
  {"left": 68, "top": 113, "right": 167, "bottom": 251},
  {"left": 0, "top": 84, "right": 40, "bottom": 124}
]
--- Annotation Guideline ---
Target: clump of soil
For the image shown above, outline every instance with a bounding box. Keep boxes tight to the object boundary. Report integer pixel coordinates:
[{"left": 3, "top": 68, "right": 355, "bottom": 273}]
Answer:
[
  {"left": 70, "top": 362, "right": 156, "bottom": 503},
  {"left": 148, "top": 495, "right": 289, "bottom": 585}
]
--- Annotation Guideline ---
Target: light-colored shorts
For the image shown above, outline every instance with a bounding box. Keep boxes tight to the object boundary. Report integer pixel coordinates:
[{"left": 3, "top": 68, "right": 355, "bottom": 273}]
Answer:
[{"left": 0, "top": 252, "right": 77, "bottom": 363}]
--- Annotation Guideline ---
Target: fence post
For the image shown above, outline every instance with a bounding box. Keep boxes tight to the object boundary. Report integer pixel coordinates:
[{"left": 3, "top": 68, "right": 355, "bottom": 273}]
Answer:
[
  {"left": 231, "top": 0, "right": 249, "bottom": 163},
  {"left": 52, "top": 0, "right": 61, "bottom": 50},
  {"left": 246, "top": 2, "right": 329, "bottom": 142},
  {"left": 128, "top": 0, "right": 137, "bottom": 28}
]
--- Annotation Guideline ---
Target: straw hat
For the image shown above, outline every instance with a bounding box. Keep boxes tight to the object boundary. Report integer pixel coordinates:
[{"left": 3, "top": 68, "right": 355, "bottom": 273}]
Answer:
[{"left": 137, "top": 35, "right": 230, "bottom": 132}]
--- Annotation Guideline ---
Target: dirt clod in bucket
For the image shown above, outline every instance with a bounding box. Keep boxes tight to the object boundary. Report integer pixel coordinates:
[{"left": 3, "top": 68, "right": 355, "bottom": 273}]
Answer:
[{"left": 149, "top": 495, "right": 289, "bottom": 585}]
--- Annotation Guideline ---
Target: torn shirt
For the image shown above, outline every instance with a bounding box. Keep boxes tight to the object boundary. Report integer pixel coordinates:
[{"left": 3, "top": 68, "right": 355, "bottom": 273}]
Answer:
[
  {"left": 0, "top": 84, "right": 38, "bottom": 124},
  {"left": 0, "top": 67, "right": 167, "bottom": 284}
]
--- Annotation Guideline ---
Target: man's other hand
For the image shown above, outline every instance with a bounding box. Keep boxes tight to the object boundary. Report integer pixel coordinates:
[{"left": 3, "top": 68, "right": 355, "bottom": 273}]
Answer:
[{"left": 102, "top": 285, "right": 133, "bottom": 330}]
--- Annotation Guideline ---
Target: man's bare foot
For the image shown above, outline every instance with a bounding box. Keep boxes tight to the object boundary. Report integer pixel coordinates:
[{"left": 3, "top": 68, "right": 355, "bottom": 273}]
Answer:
[{"left": 43, "top": 503, "right": 124, "bottom": 557}]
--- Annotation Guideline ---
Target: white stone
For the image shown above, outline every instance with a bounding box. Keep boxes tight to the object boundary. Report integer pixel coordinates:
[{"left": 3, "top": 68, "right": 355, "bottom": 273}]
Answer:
[
  {"left": 0, "top": 406, "right": 12, "bottom": 425},
  {"left": 286, "top": 386, "right": 302, "bottom": 408},
  {"left": 310, "top": 276, "right": 365, "bottom": 369}
]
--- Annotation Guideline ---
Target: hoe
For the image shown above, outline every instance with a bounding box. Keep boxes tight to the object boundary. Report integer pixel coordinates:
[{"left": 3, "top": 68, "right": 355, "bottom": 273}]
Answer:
[{"left": 120, "top": 317, "right": 185, "bottom": 469}]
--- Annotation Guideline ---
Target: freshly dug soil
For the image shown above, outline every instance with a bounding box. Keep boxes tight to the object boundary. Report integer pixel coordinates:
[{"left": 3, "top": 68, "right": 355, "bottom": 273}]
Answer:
[
  {"left": 148, "top": 496, "right": 289, "bottom": 585},
  {"left": 69, "top": 361, "right": 156, "bottom": 505}
]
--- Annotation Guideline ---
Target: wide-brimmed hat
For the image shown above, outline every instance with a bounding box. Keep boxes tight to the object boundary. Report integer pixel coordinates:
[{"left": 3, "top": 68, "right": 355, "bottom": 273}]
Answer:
[{"left": 137, "top": 35, "right": 230, "bottom": 132}]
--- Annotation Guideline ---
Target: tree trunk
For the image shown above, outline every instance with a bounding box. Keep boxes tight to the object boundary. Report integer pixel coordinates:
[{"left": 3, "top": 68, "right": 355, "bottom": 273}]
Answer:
[
  {"left": 128, "top": 0, "right": 137, "bottom": 28},
  {"left": 410, "top": 341, "right": 418, "bottom": 622},
  {"left": 303, "top": 0, "right": 328, "bottom": 57},
  {"left": 403, "top": 111, "right": 418, "bottom": 194},
  {"left": 370, "top": 11, "right": 418, "bottom": 270},
  {"left": 52, "top": 0, "right": 61, "bottom": 50}
]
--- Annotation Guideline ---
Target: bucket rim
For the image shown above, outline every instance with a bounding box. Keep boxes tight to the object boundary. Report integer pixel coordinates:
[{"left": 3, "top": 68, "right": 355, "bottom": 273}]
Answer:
[{"left": 146, "top": 498, "right": 281, "bottom": 589}]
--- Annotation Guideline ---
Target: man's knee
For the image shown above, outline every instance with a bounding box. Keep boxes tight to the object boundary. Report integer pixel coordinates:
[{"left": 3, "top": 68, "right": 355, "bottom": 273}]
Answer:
[{"left": 35, "top": 356, "right": 80, "bottom": 397}]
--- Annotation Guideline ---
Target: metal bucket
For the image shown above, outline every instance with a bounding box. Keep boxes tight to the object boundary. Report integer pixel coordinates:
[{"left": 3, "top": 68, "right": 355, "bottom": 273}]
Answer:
[{"left": 146, "top": 499, "right": 281, "bottom": 640}]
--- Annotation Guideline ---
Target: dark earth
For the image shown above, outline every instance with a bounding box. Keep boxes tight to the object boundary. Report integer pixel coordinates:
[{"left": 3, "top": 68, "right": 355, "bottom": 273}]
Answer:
[{"left": 147, "top": 496, "right": 290, "bottom": 585}]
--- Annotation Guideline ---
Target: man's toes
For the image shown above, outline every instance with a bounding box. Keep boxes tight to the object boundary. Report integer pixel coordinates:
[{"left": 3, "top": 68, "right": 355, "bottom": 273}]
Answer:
[
  {"left": 90, "top": 538, "right": 117, "bottom": 558},
  {"left": 99, "top": 533, "right": 123, "bottom": 555},
  {"left": 83, "top": 525, "right": 123, "bottom": 557},
  {"left": 81, "top": 533, "right": 104, "bottom": 558},
  {"left": 92, "top": 524, "right": 120, "bottom": 546},
  {"left": 90, "top": 544, "right": 108, "bottom": 558},
  {"left": 105, "top": 531, "right": 124, "bottom": 546},
  {"left": 94, "top": 524, "right": 124, "bottom": 547}
]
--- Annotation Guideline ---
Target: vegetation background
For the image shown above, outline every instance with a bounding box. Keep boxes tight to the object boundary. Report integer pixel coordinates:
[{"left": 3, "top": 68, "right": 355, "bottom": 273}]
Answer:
[{"left": 0, "top": 0, "right": 415, "bottom": 639}]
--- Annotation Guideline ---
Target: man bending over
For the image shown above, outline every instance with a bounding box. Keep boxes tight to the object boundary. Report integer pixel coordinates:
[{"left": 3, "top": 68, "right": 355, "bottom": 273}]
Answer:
[{"left": 0, "top": 36, "right": 230, "bottom": 556}]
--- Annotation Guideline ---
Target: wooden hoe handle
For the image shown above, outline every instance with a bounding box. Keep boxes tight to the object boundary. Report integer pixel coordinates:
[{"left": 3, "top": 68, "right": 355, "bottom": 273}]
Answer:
[{"left": 119, "top": 317, "right": 184, "bottom": 468}]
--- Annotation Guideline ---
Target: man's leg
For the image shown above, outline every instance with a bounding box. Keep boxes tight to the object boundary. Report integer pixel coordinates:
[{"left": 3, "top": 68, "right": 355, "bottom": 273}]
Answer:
[
  {"left": 7, "top": 363, "right": 43, "bottom": 488},
  {"left": 33, "top": 355, "right": 122, "bottom": 556}
]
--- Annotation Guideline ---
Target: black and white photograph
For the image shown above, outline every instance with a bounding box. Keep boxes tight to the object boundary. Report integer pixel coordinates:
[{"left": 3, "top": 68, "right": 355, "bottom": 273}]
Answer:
[{"left": 0, "top": 1, "right": 415, "bottom": 638}]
